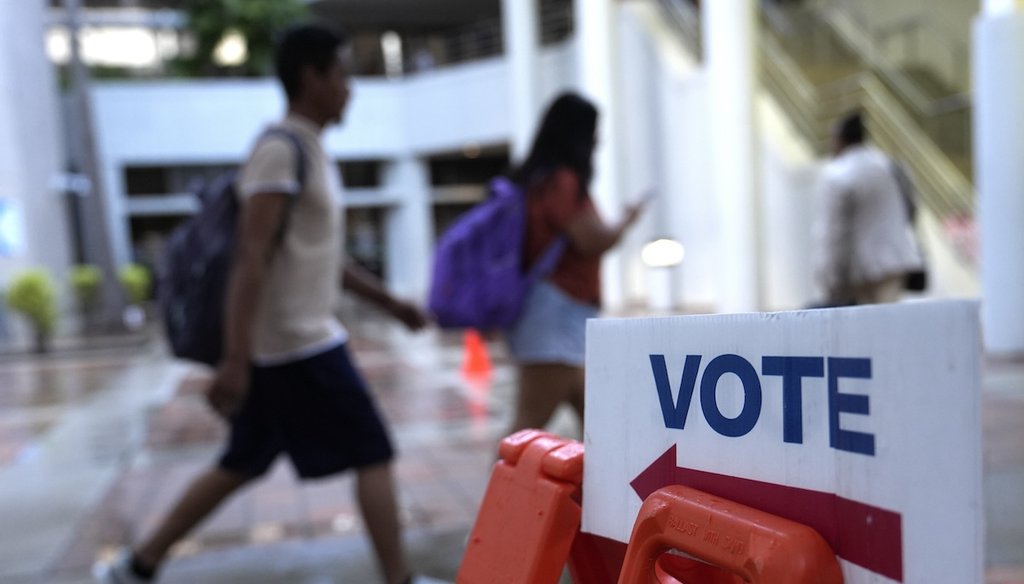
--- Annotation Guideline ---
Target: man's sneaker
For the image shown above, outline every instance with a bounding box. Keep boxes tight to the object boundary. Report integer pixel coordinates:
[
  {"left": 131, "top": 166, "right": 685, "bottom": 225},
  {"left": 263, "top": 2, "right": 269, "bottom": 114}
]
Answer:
[{"left": 92, "top": 549, "right": 153, "bottom": 583}]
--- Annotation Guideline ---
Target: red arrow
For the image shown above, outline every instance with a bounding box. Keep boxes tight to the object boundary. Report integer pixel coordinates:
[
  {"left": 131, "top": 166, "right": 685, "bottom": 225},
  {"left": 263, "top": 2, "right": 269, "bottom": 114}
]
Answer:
[{"left": 631, "top": 445, "right": 904, "bottom": 582}]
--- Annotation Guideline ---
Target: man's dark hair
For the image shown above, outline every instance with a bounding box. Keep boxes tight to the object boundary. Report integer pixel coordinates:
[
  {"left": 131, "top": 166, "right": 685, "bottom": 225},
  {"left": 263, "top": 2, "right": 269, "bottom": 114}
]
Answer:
[
  {"left": 511, "top": 92, "right": 599, "bottom": 196},
  {"left": 837, "top": 111, "right": 866, "bottom": 146},
  {"left": 275, "top": 24, "right": 348, "bottom": 100}
]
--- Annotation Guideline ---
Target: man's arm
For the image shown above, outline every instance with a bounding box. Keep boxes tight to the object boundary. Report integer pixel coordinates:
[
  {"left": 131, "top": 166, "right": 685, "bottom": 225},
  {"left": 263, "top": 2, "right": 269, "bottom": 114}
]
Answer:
[
  {"left": 341, "top": 258, "right": 428, "bottom": 331},
  {"left": 207, "top": 193, "right": 290, "bottom": 417}
]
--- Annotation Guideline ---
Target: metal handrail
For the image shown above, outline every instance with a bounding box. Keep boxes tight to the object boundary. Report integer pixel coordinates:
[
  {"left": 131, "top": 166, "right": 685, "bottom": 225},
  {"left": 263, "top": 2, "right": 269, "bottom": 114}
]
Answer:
[
  {"left": 871, "top": 12, "right": 969, "bottom": 67},
  {"left": 429, "top": 0, "right": 572, "bottom": 68},
  {"left": 856, "top": 73, "right": 973, "bottom": 217},
  {"left": 539, "top": 0, "right": 574, "bottom": 45},
  {"left": 813, "top": 0, "right": 971, "bottom": 115},
  {"left": 812, "top": 70, "right": 973, "bottom": 217}
]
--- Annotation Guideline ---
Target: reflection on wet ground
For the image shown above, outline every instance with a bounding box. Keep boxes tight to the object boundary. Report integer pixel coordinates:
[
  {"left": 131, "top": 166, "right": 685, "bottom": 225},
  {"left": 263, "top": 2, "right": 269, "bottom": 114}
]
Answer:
[
  {"left": 0, "top": 357, "right": 140, "bottom": 468},
  {"left": 0, "top": 360, "right": 126, "bottom": 409}
]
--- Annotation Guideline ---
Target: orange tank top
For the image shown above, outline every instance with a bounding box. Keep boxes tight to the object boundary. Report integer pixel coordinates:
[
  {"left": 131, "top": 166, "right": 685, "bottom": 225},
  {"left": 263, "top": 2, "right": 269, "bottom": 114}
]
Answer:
[{"left": 523, "top": 168, "right": 601, "bottom": 306}]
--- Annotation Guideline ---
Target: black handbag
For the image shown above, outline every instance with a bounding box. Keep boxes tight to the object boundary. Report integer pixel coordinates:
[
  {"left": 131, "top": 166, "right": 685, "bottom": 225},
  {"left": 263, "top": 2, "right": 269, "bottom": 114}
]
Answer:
[{"left": 905, "top": 268, "right": 927, "bottom": 292}]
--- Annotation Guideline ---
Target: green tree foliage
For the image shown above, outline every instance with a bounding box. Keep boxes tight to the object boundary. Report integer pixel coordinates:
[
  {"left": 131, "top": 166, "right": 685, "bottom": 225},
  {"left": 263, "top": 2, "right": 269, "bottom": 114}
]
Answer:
[
  {"left": 5, "top": 269, "right": 59, "bottom": 347},
  {"left": 118, "top": 264, "right": 152, "bottom": 305},
  {"left": 178, "top": 0, "right": 309, "bottom": 77}
]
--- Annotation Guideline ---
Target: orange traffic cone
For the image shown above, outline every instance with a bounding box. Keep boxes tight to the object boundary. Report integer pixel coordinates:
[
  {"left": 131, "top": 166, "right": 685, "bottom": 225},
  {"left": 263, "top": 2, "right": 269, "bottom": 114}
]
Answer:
[{"left": 462, "top": 329, "right": 492, "bottom": 380}]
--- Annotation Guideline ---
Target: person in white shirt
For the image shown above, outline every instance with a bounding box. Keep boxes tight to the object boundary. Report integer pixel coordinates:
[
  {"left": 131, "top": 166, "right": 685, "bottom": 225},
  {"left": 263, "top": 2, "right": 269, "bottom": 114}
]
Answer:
[{"left": 814, "top": 112, "right": 924, "bottom": 305}]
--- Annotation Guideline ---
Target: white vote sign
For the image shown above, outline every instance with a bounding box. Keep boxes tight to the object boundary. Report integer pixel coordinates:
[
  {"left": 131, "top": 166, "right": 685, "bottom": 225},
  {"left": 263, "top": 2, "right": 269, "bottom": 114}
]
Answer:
[{"left": 583, "top": 301, "right": 981, "bottom": 584}]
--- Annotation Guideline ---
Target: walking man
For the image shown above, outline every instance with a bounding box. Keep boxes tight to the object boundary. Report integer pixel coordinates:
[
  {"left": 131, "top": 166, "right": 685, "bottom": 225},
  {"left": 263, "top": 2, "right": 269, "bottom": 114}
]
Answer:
[
  {"left": 95, "top": 24, "right": 442, "bottom": 584},
  {"left": 814, "top": 111, "right": 924, "bottom": 305}
]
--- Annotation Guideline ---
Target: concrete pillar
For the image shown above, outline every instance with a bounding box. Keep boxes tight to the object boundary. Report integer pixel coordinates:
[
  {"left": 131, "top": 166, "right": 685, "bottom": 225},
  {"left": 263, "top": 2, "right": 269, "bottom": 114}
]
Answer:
[
  {"left": 64, "top": 0, "right": 126, "bottom": 322},
  {"left": 0, "top": 0, "right": 71, "bottom": 341},
  {"left": 974, "top": 1, "right": 1024, "bottom": 355},
  {"left": 575, "top": 0, "right": 627, "bottom": 311},
  {"left": 383, "top": 156, "right": 434, "bottom": 301},
  {"left": 502, "top": 0, "right": 541, "bottom": 162},
  {"left": 702, "top": 0, "right": 762, "bottom": 313}
]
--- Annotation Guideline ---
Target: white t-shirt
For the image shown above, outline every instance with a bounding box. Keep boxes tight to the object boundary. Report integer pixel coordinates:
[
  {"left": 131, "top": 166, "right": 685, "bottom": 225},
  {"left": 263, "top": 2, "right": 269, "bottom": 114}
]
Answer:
[{"left": 236, "top": 113, "right": 348, "bottom": 365}]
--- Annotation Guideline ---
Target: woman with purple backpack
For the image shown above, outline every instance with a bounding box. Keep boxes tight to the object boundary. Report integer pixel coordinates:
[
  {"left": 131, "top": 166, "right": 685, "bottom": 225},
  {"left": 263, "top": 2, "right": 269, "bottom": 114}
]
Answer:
[{"left": 504, "top": 92, "right": 648, "bottom": 437}]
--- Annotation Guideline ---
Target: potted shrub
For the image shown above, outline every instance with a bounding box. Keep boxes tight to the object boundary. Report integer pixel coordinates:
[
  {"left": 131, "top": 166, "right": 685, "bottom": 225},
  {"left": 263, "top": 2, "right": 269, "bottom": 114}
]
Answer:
[
  {"left": 70, "top": 264, "right": 103, "bottom": 332},
  {"left": 5, "top": 269, "right": 58, "bottom": 353},
  {"left": 118, "top": 263, "right": 152, "bottom": 331}
]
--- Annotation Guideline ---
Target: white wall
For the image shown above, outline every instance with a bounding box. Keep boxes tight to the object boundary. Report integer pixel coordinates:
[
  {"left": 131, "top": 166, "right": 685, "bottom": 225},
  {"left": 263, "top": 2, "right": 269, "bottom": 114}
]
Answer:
[
  {"left": 618, "top": 3, "right": 721, "bottom": 311},
  {"left": 0, "top": 0, "right": 72, "bottom": 344},
  {"left": 758, "top": 97, "right": 818, "bottom": 309},
  {"left": 618, "top": 6, "right": 672, "bottom": 308},
  {"left": 92, "top": 78, "right": 416, "bottom": 266},
  {"left": 618, "top": 2, "right": 819, "bottom": 313},
  {"left": 399, "top": 59, "right": 511, "bottom": 153},
  {"left": 94, "top": 49, "right": 578, "bottom": 164},
  {"left": 93, "top": 79, "right": 414, "bottom": 163}
]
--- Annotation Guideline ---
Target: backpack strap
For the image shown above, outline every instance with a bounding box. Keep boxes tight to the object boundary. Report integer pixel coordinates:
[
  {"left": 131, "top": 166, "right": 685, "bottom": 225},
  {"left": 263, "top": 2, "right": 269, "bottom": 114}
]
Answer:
[
  {"left": 890, "top": 160, "right": 916, "bottom": 225},
  {"left": 257, "top": 127, "right": 309, "bottom": 246},
  {"left": 260, "top": 127, "right": 308, "bottom": 192},
  {"left": 526, "top": 236, "right": 568, "bottom": 283}
]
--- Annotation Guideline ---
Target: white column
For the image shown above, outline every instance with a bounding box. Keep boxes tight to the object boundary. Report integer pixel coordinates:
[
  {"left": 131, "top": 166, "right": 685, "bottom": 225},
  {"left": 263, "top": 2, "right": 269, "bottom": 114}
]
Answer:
[
  {"left": 703, "top": 0, "right": 762, "bottom": 313},
  {"left": 383, "top": 156, "right": 434, "bottom": 301},
  {"left": 974, "top": 2, "right": 1024, "bottom": 355},
  {"left": 0, "top": 2, "right": 71, "bottom": 283},
  {"left": 502, "top": 0, "right": 541, "bottom": 162},
  {"left": 576, "top": 0, "right": 627, "bottom": 311}
]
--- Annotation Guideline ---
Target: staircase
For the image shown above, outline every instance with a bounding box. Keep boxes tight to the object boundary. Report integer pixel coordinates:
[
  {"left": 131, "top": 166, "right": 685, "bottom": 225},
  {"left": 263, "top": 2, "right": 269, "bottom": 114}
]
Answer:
[{"left": 656, "top": 0, "right": 975, "bottom": 221}]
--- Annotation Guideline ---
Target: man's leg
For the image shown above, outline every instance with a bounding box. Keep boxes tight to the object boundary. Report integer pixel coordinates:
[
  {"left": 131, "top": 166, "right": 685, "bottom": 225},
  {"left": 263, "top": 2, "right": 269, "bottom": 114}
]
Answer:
[
  {"left": 133, "top": 467, "right": 252, "bottom": 570},
  {"left": 355, "top": 461, "right": 410, "bottom": 584}
]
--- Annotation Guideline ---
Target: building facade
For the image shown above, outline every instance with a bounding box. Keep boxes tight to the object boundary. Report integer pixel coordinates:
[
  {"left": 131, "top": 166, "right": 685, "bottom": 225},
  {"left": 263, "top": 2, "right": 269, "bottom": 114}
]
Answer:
[{"left": 6, "top": 0, "right": 1020, "bottom": 352}]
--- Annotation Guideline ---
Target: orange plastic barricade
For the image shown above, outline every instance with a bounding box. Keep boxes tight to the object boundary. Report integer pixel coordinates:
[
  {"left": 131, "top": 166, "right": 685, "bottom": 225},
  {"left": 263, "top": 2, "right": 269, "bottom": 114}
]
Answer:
[
  {"left": 457, "top": 429, "right": 586, "bottom": 584},
  {"left": 460, "top": 434, "right": 842, "bottom": 584},
  {"left": 617, "top": 485, "right": 843, "bottom": 584}
]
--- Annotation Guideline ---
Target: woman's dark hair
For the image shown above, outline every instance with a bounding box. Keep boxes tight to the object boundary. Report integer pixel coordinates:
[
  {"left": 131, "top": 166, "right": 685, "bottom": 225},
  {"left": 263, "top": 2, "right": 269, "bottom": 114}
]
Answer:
[
  {"left": 275, "top": 24, "right": 348, "bottom": 100},
  {"left": 837, "top": 111, "right": 866, "bottom": 146},
  {"left": 511, "top": 92, "right": 599, "bottom": 196}
]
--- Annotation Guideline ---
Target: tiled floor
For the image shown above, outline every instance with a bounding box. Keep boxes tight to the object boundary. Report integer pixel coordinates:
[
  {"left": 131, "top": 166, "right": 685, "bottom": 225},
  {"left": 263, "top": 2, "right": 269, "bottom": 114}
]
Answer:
[{"left": 0, "top": 307, "right": 1021, "bottom": 583}]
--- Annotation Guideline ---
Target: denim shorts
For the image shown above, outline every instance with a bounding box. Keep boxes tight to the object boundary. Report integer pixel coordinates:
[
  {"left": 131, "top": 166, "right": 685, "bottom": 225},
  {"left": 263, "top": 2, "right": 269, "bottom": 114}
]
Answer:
[
  {"left": 218, "top": 343, "right": 394, "bottom": 479},
  {"left": 505, "top": 280, "right": 599, "bottom": 367}
]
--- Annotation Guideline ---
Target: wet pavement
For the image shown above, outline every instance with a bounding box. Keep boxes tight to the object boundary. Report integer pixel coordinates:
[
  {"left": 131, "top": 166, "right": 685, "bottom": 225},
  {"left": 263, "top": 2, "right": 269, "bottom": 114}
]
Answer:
[{"left": 0, "top": 305, "right": 1021, "bottom": 583}]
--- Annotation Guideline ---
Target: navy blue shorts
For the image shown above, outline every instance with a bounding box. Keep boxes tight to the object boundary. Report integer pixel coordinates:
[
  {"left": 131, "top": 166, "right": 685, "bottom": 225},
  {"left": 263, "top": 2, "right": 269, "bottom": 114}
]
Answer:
[{"left": 218, "top": 343, "right": 394, "bottom": 479}]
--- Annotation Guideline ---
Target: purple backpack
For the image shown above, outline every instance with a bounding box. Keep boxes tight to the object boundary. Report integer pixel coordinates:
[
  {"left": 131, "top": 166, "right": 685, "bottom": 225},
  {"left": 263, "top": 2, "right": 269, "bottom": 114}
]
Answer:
[
  {"left": 159, "top": 128, "right": 306, "bottom": 365},
  {"left": 428, "top": 176, "right": 566, "bottom": 329}
]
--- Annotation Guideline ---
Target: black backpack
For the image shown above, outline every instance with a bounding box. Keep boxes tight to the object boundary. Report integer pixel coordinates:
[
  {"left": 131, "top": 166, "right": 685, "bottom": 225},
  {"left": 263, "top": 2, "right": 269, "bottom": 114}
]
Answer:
[{"left": 160, "top": 128, "right": 307, "bottom": 365}]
